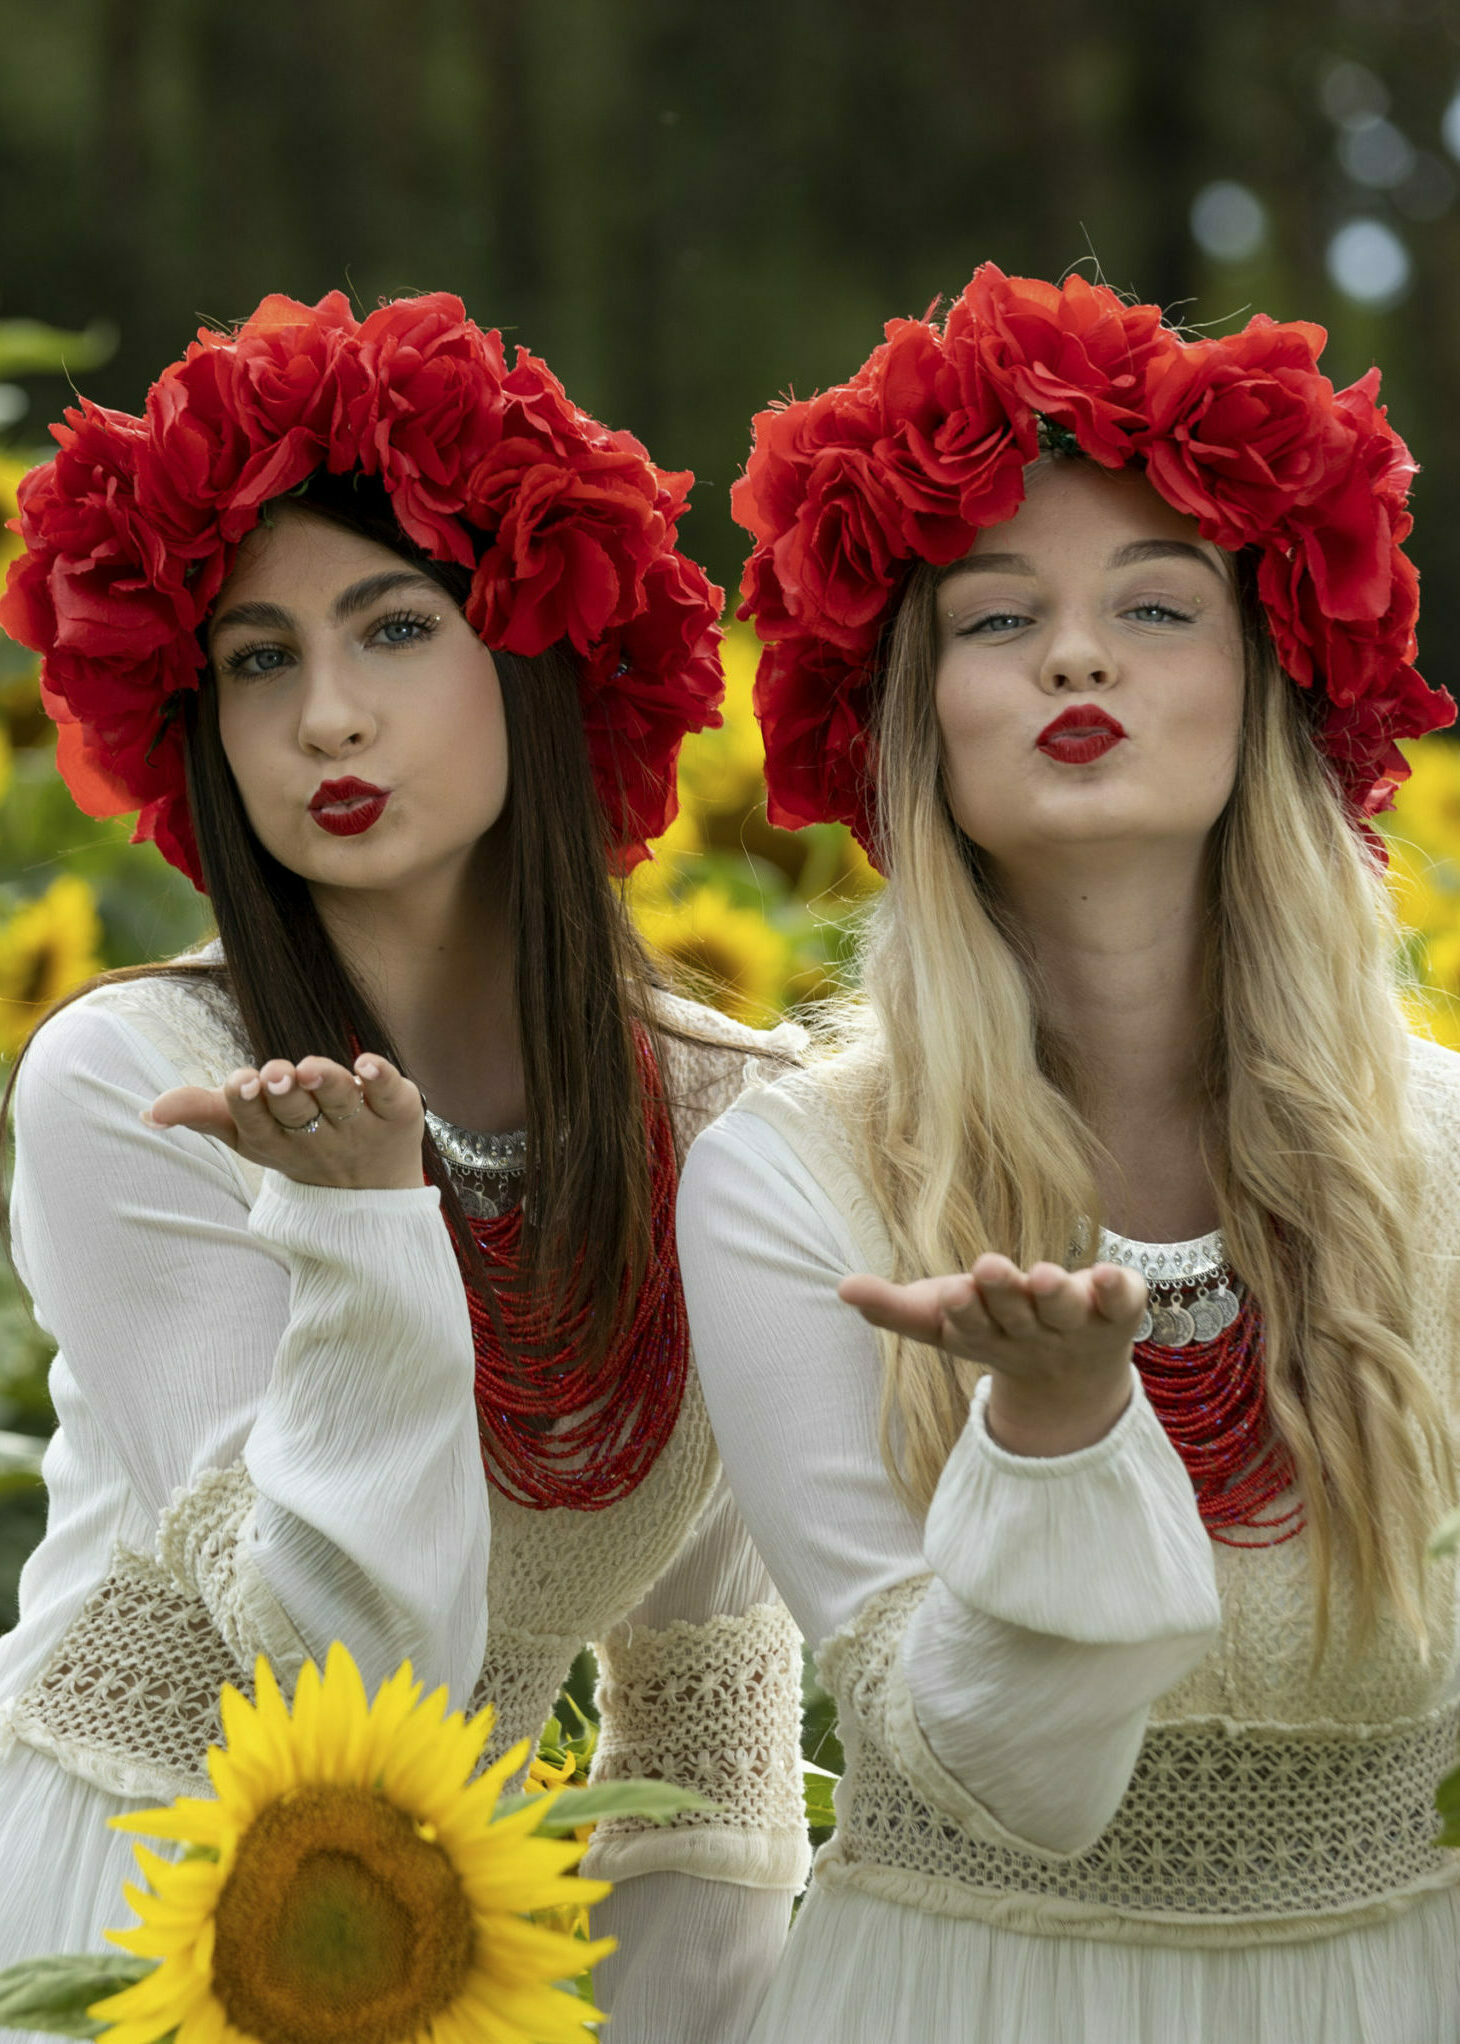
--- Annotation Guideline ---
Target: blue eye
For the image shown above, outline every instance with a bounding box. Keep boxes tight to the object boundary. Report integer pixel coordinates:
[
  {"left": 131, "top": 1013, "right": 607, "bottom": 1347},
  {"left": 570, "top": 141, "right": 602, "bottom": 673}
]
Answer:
[
  {"left": 220, "top": 641, "right": 292, "bottom": 680},
  {"left": 1125, "top": 602, "right": 1195, "bottom": 624},
  {"left": 956, "top": 611, "right": 1033, "bottom": 636},
  {"left": 371, "top": 609, "right": 440, "bottom": 648}
]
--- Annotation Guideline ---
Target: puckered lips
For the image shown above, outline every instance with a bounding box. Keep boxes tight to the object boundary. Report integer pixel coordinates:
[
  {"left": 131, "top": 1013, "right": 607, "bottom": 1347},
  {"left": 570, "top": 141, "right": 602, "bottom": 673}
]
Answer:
[
  {"left": 308, "top": 776, "right": 391, "bottom": 837},
  {"left": 1035, "top": 704, "right": 1127, "bottom": 765}
]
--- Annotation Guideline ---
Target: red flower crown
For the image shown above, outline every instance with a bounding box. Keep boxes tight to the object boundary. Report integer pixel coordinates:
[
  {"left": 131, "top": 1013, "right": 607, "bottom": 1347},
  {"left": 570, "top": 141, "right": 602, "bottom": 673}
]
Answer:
[
  {"left": 732, "top": 263, "right": 1454, "bottom": 864},
  {"left": 0, "top": 290, "right": 725, "bottom": 890}
]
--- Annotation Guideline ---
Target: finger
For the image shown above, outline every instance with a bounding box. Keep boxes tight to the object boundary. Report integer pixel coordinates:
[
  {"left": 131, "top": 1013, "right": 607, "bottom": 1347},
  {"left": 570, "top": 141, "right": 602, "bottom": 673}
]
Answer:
[
  {"left": 295, "top": 1058, "right": 366, "bottom": 1121},
  {"left": 144, "top": 1083, "right": 241, "bottom": 1148},
  {"left": 255, "top": 1060, "right": 323, "bottom": 1133},
  {"left": 352, "top": 1053, "right": 422, "bottom": 1125},
  {"left": 1090, "top": 1263, "right": 1147, "bottom": 1329},
  {"left": 938, "top": 1273, "right": 994, "bottom": 1341},
  {"left": 972, "top": 1254, "right": 1039, "bottom": 1338},
  {"left": 837, "top": 1273, "right": 949, "bottom": 1345},
  {"left": 1026, "top": 1262, "right": 1087, "bottom": 1333}
]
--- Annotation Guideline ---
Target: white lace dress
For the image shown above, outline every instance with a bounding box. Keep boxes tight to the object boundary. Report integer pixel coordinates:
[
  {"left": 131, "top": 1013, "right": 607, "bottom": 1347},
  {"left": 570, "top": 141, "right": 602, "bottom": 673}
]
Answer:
[
  {"left": 0, "top": 971, "right": 810, "bottom": 2044},
  {"left": 677, "top": 1057, "right": 1460, "bottom": 2044}
]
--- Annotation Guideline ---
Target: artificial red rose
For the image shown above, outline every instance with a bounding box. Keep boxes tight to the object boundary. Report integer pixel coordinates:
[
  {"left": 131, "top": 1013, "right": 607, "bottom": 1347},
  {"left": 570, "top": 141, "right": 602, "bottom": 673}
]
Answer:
[
  {"left": 1141, "top": 317, "right": 1348, "bottom": 548},
  {"left": 139, "top": 303, "right": 344, "bottom": 551},
  {"left": 581, "top": 569, "right": 725, "bottom": 858},
  {"left": 1319, "top": 665, "right": 1453, "bottom": 821},
  {"left": 1258, "top": 540, "right": 1418, "bottom": 706},
  {"left": 1270, "top": 372, "right": 1418, "bottom": 628},
  {"left": 754, "top": 633, "right": 880, "bottom": 852},
  {"left": 958, "top": 263, "right": 1177, "bottom": 467},
  {"left": 341, "top": 296, "right": 508, "bottom": 567},
  {"left": 0, "top": 405, "right": 195, "bottom": 667},
  {"left": 736, "top": 538, "right": 804, "bottom": 644},
  {"left": 499, "top": 346, "right": 607, "bottom": 466},
  {"left": 466, "top": 440, "right": 665, "bottom": 656},
  {"left": 772, "top": 438, "right": 909, "bottom": 651},
  {"left": 732, "top": 380, "right": 884, "bottom": 553}
]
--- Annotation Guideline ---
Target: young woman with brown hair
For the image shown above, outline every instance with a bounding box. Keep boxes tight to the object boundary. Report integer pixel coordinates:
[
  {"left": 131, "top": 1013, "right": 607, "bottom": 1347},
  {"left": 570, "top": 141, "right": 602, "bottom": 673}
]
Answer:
[{"left": 0, "top": 291, "right": 809, "bottom": 2044}]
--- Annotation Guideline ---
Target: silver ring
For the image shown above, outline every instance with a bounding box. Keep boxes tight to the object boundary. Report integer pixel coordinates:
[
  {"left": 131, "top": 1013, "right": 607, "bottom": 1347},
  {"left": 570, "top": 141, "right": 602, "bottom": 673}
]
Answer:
[
  {"left": 321, "top": 1096, "right": 364, "bottom": 1126},
  {"left": 282, "top": 1111, "right": 322, "bottom": 1135}
]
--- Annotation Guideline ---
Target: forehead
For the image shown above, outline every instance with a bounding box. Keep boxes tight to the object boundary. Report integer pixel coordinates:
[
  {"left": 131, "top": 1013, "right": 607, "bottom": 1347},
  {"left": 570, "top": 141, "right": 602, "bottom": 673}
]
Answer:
[
  {"left": 214, "top": 507, "right": 409, "bottom": 608},
  {"left": 968, "top": 459, "right": 1217, "bottom": 561}
]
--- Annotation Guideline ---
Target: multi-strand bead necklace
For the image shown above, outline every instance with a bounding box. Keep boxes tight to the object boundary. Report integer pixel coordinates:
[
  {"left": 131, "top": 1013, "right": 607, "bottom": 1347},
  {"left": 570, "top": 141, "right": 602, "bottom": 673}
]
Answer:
[
  {"left": 426, "top": 1028, "right": 688, "bottom": 1513},
  {"left": 1097, "top": 1227, "right": 1302, "bottom": 1548}
]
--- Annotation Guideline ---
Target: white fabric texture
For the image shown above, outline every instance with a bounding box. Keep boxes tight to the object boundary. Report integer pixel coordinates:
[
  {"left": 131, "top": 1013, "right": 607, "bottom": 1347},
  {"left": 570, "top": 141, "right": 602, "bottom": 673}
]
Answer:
[
  {"left": 0, "top": 970, "right": 810, "bottom": 2044},
  {"left": 676, "top": 1056, "right": 1460, "bottom": 2043}
]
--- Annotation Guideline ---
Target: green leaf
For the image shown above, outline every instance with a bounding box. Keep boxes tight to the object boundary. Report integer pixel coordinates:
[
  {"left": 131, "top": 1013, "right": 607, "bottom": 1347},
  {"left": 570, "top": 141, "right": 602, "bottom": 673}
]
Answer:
[
  {"left": 803, "top": 1764, "right": 838, "bottom": 1829},
  {"left": 0, "top": 1953, "right": 154, "bottom": 2036},
  {"left": 0, "top": 320, "right": 117, "bottom": 382},
  {"left": 1427, "top": 1504, "right": 1460, "bottom": 1561},
  {"left": 500, "top": 1780, "right": 715, "bottom": 1834}
]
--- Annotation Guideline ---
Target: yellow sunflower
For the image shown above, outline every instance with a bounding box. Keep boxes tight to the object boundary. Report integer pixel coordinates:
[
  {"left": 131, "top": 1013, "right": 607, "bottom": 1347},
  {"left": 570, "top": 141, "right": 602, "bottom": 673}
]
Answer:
[
  {"left": 0, "top": 875, "right": 104, "bottom": 1058},
  {"left": 90, "top": 1644, "right": 613, "bottom": 2044},
  {"left": 634, "top": 878, "right": 797, "bottom": 1025},
  {"left": 676, "top": 624, "right": 767, "bottom": 823}
]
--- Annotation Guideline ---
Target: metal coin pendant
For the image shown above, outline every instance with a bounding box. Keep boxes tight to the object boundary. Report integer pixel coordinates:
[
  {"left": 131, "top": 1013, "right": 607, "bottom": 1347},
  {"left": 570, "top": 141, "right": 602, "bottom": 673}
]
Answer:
[
  {"left": 1187, "top": 1292, "right": 1227, "bottom": 1344},
  {"left": 1135, "top": 1308, "right": 1153, "bottom": 1343},
  {"left": 1147, "top": 1303, "right": 1196, "bottom": 1349},
  {"left": 1207, "top": 1286, "right": 1241, "bottom": 1332}
]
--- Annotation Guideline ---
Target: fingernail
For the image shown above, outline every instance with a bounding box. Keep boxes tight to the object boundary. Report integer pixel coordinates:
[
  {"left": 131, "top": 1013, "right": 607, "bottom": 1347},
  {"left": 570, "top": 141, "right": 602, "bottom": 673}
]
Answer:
[
  {"left": 239, "top": 1078, "right": 261, "bottom": 1100},
  {"left": 266, "top": 1075, "right": 292, "bottom": 1095},
  {"left": 139, "top": 1108, "right": 162, "bottom": 1128},
  {"left": 297, "top": 1073, "right": 321, "bottom": 1089},
  {"left": 356, "top": 1059, "right": 379, "bottom": 1080}
]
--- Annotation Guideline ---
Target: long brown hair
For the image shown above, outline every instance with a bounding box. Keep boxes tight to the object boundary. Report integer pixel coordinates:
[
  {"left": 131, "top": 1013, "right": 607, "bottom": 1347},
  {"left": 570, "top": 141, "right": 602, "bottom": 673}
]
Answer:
[{"left": 4, "top": 471, "right": 691, "bottom": 1374}]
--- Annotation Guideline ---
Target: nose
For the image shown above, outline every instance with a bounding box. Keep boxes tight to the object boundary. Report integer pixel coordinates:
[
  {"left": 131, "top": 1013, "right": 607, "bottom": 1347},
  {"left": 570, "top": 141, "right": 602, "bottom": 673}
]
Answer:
[
  {"left": 294, "top": 652, "right": 377, "bottom": 757},
  {"left": 1038, "top": 608, "right": 1117, "bottom": 695}
]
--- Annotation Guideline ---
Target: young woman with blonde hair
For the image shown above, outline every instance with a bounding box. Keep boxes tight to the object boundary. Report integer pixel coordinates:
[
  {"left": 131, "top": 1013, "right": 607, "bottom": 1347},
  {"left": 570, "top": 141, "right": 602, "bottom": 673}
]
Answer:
[
  {"left": 0, "top": 290, "right": 809, "bottom": 2044},
  {"left": 679, "top": 266, "right": 1460, "bottom": 2042}
]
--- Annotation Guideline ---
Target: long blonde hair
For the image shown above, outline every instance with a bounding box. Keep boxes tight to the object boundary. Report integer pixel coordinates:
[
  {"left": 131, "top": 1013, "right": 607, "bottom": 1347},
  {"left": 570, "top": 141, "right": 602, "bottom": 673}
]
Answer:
[{"left": 815, "top": 556, "right": 1452, "bottom": 1649}]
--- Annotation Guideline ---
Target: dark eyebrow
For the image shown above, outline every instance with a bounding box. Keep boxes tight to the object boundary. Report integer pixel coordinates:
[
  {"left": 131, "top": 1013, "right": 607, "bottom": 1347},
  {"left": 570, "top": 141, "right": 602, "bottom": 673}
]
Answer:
[{"left": 209, "top": 570, "right": 444, "bottom": 640}]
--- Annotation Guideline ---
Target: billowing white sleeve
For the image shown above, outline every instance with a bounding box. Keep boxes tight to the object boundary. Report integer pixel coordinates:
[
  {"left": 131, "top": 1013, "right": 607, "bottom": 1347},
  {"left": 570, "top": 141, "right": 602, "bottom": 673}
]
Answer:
[
  {"left": 9, "top": 999, "right": 490, "bottom": 1701},
  {"left": 678, "top": 1108, "right": 1221, "bottom": 1857},
  {"left": 585, "top": 1473, "right": 805, "bottom": 2044}
]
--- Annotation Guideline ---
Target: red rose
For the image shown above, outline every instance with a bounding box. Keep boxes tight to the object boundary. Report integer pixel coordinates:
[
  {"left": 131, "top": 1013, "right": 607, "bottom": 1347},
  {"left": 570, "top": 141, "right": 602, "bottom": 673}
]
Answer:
[
  {"left": 581, "top": 554, "right": 725, "bottom": 856},
  {"left": 1274, "top": 372, "right": 1417, "bottom": 626},
  {"left": 340, "top": 295, "right": 508, "bottom": 567},
  {"left": 139, "top": 296, "right": 350, "bottom": 552},
  {"left": 754, "top": 633, "right": 880, "bottom": 852},
  {"left": 500, "top": 347, "right": 602, "bottom": 464},
  {"left": 466, "top": 439, "right": 665, "bottom": 656},
  {"left": 0, "top": 405, "right": 196, "bottom": 668},
  {"left": 958, "top": 264, "right": 1177, "bottom": 467},
  {"left": 1141, "top": 317, "right": 1348, "bottom": 547}
]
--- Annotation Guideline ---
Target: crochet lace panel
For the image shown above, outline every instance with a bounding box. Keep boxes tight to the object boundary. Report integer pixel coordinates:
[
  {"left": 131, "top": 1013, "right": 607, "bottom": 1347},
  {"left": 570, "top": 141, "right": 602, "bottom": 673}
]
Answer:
[
  {"left": 9, "top": 1547, "right": 242, "bottom": 1803},
  {"left": 818, "top": 1582, "right": 1460, "bottom": 1937},
  {"left": 590, "top": 1602, "right": 809, "bottom": 1847},
  {"left": 467, "top": 1627, "right": 583, "bottom": 1785},
  {"left": 156, "top": 1462, "right": 307, "bottom": 1680}
]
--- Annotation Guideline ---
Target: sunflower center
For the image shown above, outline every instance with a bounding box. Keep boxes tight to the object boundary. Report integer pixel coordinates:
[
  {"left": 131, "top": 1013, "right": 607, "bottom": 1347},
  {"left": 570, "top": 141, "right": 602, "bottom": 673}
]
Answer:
[{"left": 211, "top": 1784, "right": 474, "bottom": 2044}]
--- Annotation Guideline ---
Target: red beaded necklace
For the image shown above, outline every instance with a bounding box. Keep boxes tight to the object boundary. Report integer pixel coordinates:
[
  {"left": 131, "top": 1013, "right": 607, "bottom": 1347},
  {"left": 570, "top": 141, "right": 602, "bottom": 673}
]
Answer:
[
  {"left": 1134, "top": 1293, "right": 1303, "bottom": 1547},
  {"left": 442, "top": 1029, "right": 689, "bottom": 1513}
]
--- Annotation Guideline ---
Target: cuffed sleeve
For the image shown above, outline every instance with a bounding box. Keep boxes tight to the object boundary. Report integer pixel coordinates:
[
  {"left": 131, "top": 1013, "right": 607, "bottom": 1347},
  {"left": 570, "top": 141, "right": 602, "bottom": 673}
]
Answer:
[{"left": 9, "top": 996, "right": 491, "bottom": 1704}]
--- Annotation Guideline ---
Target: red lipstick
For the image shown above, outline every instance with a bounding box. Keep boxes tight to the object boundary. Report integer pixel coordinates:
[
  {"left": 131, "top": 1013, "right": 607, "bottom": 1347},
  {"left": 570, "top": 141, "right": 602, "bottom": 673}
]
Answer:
[
  {"left": 309, "top": 777, "right": 390, "bottom": 837},
  {"left": 1035, "top": 705, "right": 1127, "bottom": 765}
]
